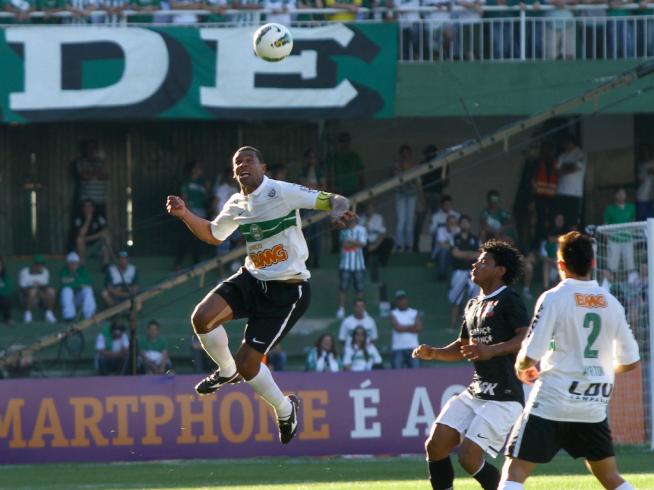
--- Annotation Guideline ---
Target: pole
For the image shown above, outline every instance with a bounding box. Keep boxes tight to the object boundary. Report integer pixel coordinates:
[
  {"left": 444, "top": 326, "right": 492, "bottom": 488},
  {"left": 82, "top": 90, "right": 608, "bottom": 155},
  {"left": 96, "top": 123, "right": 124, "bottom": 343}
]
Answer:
[{"left": 647, "top": 218, "right": 654, "bottom": 450}]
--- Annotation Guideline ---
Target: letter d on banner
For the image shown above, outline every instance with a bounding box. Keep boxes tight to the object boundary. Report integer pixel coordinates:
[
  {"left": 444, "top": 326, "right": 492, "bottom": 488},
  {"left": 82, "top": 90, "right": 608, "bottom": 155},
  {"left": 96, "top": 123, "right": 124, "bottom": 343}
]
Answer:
[{"left": 7, "top": 27, "right": 168, "bottom": 111}]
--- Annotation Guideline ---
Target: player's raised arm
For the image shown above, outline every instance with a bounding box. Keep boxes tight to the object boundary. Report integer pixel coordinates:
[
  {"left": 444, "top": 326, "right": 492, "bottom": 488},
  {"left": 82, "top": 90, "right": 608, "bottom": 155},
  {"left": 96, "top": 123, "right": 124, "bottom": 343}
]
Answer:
[{"left": 166, "top": 195, "right": 222, "bottom": 246}]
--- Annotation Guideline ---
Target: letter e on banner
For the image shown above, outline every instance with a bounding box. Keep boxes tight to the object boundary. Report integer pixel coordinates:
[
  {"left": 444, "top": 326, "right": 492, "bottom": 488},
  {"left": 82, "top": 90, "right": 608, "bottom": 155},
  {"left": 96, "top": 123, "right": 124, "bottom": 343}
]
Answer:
[{"left": 349, "top": 381, "right": 381, "bottom": 439}]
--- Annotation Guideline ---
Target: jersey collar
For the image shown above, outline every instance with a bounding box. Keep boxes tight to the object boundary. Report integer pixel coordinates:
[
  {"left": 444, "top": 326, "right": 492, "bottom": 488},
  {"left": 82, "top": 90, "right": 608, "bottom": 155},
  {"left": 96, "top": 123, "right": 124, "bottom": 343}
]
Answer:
[
  {"left": 245, "top": 175, "right": 269, "bottom": 198},
  {"left": 478, "top": 284, "right": 507, "bottom": 300},
  {"left": 561, "top": 278, "right": 599, "bottom": 287}
]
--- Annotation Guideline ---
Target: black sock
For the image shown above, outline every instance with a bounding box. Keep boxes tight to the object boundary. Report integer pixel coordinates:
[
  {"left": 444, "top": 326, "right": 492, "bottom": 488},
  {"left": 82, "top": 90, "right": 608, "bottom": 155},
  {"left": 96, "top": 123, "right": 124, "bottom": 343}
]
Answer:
[
  {"left": 473, "top": 461, "right": 500, "bottom": 490},
  {"left": 427, "top": 457, "right": 454, "bottom": 490}
]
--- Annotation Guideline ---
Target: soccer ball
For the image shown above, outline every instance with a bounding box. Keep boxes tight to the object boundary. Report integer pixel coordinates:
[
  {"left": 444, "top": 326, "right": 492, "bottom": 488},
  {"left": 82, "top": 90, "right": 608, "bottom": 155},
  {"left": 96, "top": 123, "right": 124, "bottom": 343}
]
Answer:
[{"left": 253, "top": 23, "right": 293, "bottom": 62}]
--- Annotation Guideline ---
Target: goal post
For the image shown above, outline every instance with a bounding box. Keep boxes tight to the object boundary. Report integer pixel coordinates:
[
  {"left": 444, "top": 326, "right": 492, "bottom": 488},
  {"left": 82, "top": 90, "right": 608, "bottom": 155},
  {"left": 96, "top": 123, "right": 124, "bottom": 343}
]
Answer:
[{"left": 595, "top": 219, "right": 654, "bottom": 450}]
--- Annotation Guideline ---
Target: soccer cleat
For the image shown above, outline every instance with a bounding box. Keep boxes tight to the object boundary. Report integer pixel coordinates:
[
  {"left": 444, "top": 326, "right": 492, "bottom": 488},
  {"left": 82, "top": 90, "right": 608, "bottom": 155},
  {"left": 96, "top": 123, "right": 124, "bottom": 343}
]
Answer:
[
  {"left": 194, "top": 368, "right": 242, "bottom": 396},
  {"left": 278, "top": 394, "right": 300, "bottom": 444}
]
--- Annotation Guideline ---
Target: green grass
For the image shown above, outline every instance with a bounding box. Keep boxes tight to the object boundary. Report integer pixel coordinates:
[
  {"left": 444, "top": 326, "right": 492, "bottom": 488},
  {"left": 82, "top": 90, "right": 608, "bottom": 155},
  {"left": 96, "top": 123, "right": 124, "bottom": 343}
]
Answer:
[{"left": 1, "top": 448, "right": 652, "bottom": 489}]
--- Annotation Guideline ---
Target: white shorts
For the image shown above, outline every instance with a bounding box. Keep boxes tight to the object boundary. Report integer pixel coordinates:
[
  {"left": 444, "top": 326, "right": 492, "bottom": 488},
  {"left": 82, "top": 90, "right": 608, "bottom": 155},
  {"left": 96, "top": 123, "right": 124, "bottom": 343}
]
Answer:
[{"left": 435, "top": 390, "right": 523, "bottom": 458}]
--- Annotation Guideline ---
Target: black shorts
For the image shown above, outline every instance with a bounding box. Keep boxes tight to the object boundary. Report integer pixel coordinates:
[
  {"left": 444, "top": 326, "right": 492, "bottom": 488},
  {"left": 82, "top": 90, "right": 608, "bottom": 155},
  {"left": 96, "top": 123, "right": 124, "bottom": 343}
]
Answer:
[
  {"left": 214, "top": 267, "right": 311, "bottom": 354},
  {"left": 505, "top": 413, "right": 615, "bottom": 463}
]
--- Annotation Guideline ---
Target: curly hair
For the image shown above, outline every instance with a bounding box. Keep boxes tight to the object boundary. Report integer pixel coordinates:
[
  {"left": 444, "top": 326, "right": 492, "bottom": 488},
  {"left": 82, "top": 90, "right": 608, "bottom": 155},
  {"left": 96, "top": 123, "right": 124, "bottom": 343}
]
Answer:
[{"left": 479, "top": 239, "right": 524, "bottom": 286}]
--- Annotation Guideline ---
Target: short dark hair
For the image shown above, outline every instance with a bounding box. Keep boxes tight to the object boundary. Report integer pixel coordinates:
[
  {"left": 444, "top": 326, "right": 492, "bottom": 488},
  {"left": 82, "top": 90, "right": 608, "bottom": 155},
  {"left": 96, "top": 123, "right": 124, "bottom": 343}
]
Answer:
[
  {"left": 459, "top": 214, "right": 471, "bottom": 224},
  {"left": 440, "top": 195, "right": 452, "bottom": 204},
  {"left": 148, "top": 320, "right": 160, "bottom": 328},
  {"left": 558, "top": 231, "right": 594, "bottom": 276},
  {"left": 235, "top": 146, "right": 264, "bottom": 163},
  {"left": 479, "top": 239, "right": 524, "bottom": 285},
  {"left": 487, "top": 190, "right": 500, "bottom": 201}
]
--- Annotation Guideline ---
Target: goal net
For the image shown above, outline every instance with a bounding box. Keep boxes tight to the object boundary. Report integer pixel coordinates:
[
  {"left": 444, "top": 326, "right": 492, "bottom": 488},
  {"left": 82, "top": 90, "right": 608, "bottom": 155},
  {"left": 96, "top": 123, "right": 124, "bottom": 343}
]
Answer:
[{"left": 595, "top": 219, "right": 654, "bottom": 449}]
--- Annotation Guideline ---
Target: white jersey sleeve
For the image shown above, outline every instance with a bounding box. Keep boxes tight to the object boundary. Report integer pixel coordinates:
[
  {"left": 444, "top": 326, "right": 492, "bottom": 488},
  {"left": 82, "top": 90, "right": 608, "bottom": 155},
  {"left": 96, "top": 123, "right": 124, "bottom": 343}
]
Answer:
[
  {"left": 613, "top": 303, "right": 640, "bottom": 366},
  {"left": 521, "top": 292, "right": 557, "bottom": 362},
  {"left": 338, "top": 317, "right": 351, "bottom": 343},
  {"left": 279, "top": 181, "right": 328, "bottom": 210},
  {"left": 210, "top": 195, "right": 239, "bottom": 241}
]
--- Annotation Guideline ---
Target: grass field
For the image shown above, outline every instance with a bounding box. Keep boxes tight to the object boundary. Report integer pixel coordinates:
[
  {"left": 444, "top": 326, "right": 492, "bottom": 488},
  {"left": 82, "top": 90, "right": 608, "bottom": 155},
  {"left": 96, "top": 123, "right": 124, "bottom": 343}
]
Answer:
[{"left": 2, "top": 448, "right": 653, "bottom": 490}]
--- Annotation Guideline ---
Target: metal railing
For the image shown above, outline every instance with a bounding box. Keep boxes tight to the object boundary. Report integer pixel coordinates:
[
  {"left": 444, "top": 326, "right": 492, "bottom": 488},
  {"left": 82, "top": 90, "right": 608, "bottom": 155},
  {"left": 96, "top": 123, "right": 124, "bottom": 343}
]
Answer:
[{"left": 1, "top": 4, "right": 653, "bottom": 62}]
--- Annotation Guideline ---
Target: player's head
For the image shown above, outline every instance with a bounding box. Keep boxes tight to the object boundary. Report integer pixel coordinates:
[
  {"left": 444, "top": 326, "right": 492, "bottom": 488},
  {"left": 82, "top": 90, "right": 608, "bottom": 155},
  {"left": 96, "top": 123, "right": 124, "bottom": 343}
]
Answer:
[
  {"left": 232, "top": 146, "right": 266, "bottom": 192},
  {"left": 472, "top": 240, "right": 523, "bottom": 287},
  {"left": 557, "top": 231, "right": 594, "bottom": 279}
]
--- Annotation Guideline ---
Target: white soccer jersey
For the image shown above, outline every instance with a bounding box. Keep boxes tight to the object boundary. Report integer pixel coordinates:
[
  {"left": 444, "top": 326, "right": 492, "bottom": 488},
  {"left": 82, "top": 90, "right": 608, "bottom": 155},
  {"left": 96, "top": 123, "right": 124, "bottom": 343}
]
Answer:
[
  {"left": 210, "top": 176, "right": 325, "bottom": 281},
  {"left": 520, "top": 278, "right": 640, "bottom": 423}
]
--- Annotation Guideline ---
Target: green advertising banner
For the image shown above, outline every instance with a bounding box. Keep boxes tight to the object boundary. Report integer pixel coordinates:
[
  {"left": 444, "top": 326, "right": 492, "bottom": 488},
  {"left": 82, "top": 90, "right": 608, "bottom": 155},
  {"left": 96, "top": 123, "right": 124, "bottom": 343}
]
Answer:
[{"left": 0, "top": 23, "right": 397, "bottom": 123}]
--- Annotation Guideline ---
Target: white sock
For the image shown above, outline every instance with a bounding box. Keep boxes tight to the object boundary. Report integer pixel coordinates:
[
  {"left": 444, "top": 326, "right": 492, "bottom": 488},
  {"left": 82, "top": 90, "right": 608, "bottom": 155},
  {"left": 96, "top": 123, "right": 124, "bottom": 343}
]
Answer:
[
  {"left": 246, "top": 363, "right": 292, "bottom": 419},
  {"left": 498, "top": 481, "right": 524, "bottom": 490},
  {"left": 614, "top": 482, "right": 635, "bottom": 490},
  {"left": 197, "top": 326, "right": 236, "bottom": 377}
]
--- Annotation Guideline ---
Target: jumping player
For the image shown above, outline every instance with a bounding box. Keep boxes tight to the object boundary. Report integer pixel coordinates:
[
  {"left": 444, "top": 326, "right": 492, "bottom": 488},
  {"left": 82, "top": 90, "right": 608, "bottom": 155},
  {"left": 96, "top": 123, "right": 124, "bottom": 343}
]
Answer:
[
  {"left": 166, "top": 146, "right": 354, "bottom": 444},
  {"left": 412, "top": 240, "right": 529, "bottom": 490},
  {"left": 499, "top": 231, "right": 640, "bottom": 490}
]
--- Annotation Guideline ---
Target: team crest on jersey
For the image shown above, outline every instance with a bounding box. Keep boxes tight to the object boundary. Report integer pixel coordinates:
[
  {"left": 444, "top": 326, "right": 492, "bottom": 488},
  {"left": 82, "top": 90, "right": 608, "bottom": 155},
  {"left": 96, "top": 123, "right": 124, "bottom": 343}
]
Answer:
[
  {"left": 268, "top": 189, "right": 277, "bottom": 198},
  {"left": 482, "top": 300, "right": 498, "bottom": 318},
  {"left": 250, "top": 224, "right": 264, "bottom": 241}
]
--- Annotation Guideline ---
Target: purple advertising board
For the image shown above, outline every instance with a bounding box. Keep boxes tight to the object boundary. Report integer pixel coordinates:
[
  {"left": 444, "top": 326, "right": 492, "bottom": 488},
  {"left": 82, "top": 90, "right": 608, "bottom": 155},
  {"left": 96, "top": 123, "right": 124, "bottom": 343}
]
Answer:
[{"left": 0, "top": 367, "right": 473, "bottom": 464}]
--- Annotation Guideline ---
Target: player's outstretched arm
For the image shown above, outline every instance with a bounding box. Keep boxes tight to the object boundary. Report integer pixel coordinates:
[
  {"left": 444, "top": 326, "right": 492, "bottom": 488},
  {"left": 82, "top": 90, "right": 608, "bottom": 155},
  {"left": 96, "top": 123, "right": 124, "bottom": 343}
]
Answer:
[
  {"left": 166, "top": 195, "right": 221, "bottom": 246},
  {"left": 412, "top": 339, "right": 464, "bottom": 362},
  {"left": 327, "top": 194, "right": 356, "bottom": 229}
]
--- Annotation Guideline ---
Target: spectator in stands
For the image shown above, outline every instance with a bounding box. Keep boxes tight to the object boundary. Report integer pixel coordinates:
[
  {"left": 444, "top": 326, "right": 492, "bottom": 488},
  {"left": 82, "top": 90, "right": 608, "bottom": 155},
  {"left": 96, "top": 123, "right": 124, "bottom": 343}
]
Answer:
[
  {"left": 429, "top": 195, "right": 460, "bottom": 244},
  {"left": 95, "top": 318, "right": 129, "bottom": 375},
  {"left": 393, "top": 144, "right": 422, "bottom": 253},
  {"left": 532, "top": 140, "right": 558, "bottom": 242},
  {"left": 359, "top": 202, "right": 394, "bottom": 282},
  {"left": 540, "top": 222, "right": 562, "bottom": 290},
  {"left": 432, "top": 213, "right": 459, "bottom": 281},
  {"left": 639, "top": 1, "right": 654, "bottom": 58},
  {"left": 578, "top": 0, "right": 607, "bottom": 59},
  {"left": 422, "top": 0, "right": 454, "bottom": 59},
  {"left": 266, "top": 344, "right": 287, "bottom": 371},
  {"left": 543, "top": 0, "right": 575, "bottom": 59},
  {"left": 175, "top": 160, "right": 210, "bottom": 270},
  {"left": 636, "top": 143, "right": 654, "bottom": 220},
  {"left": 337, "top": 217, "right": 367, "bottom": 319},
  {"left": 479, "top": 190, "right": 512, "bottom": 242},
  {"left": 343, "top": 326, "right": 383, "bottom": 371},
  {"left": 416, "top": 144, "right": 445, "bottom": 249},
  {"left": 139, "top": 319, "right": 171, "bottom": 374},
  {"left": 390, "top": 289, "right": 422, "bottom": 369},
  {"left": 397, "top": 0, "right": 422, "bottom": 60},
  {"left": 191, "top": 333, "right": 214, "bottom": 373},
  {"left": 101, "top": 250, "right": 139, "bottom": 307},
  {"left": 327, "top": 132, "right": 364, "bottom": 252},
  {"left": 608, "top": 0, "right": 635, "bottom": 59},
  {"left": 448, "top": 215, "right": 480, "bottom": 330},
  {"left": 34, "top": 0, "right": 68, "bottom": 24},
  {"left": 18, "top": 254, "right": 56, "bottom": 324},
  {"left": 325, "top": 0, "right": 360, "bottom": 21},
  {"left": 264, "top": 0, "right": 295, "bottom": 23},
  {"left": 305, "top": 334, "right": 340, "bottom": 372},
  {"left": 604, "top": 187, "right": 637, "bottom": 277},
  {"left": 452, "top": 0, "right": 484, "bottom": 59},
  {"left": 170, "top": 0, "right": 202, "bottom": 24},
  {"left": 300, "top": 147, "right": 326, "bottom": 269},
  {"left": 555, "top": 134, "right": 587, "bottom": 229},
  {"left": 73, "top": 139, "right": 108, "bottom": 215},
  {"left": 3, "top": 0, "right": 33, "bottom": 22},
  {"left": 338, "top": 298, "right": 378, "bottom": 348},
  {"left": 71, "top": 199, "right": 110, "bottom": 266},
  {"left": 0, "top": 257, "right": 13, "bottom": 324},
  {"left": 126, "top": 0, "right": 164, "bottom": 23},
  {"left": 523, "top": 0, "right": 544, "bottom": 59},
  {"left": 485, "top": 0, "right": 520, "bottom": 60},
  {"left": 60, "top": 251, "right": 97, "bottom": 322}
]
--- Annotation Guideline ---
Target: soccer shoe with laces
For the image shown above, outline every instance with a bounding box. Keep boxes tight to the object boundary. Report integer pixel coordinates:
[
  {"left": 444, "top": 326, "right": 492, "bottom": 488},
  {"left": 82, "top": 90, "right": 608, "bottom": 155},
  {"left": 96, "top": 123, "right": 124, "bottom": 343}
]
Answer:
[
  {"left": 195, "top": 368, "right": 243, "bottom": 396},
  {"left": 278, "top": 394, "right": 300, "bottom": 444}
]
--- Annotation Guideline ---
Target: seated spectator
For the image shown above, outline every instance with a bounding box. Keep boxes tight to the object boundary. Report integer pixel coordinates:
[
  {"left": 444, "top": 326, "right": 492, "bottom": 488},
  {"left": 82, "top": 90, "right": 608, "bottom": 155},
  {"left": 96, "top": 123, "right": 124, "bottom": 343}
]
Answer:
[
  {"left": 191, "top": 333, "right": 214, "bottom": 373},
  {"left": 266, "top": 344, "right": 287, "bottom": 371},
  {"left": 138, "top": 319, "right": 171, "bottom": 374},
  {"left": 540, "top": 227, "right": 560, "bottom": 290},
  {"left": 0, "top": 256, "right": 14, "bottom": 324},
  {"left": 390, "top": 290, "right": 422, "bottom": 369},
  {"left": 18, "top": 254, "right": 56, "bottom": 324},
  {"left": 101, "top": 250, "right": 139, "bottom": 306},
  {"left": 95, "top": 318, "right": 129, "bottom": 375},
  {"left": 342, "top": 326, "right": 383, "bottom": 371},
  {"left": 429, "top": 195, "right": 460, "bottom": 247},
  {"left": 71, "top": 199, "right": 110, "bottom": 265},
  {"left": 448, "top": 215, "right": 480, "bottom": 330},
  {"left": 479, "top": 189, "right": 513, "bottom": 242},
  {"left": 359, "top": 202, "right": 394, "bottom": 282},
  {"left": 338, "top": 298, "right": 378, "bottom": 349},
  {"left": 432, "top": 213, "right": 459, "bottom": 281},
  {"left": 305, "top": 334, "right": 340, "bottom": 372},
  {"left": 337, "top": 217, "right": 367, "bottom": 319},
  {"left": 60, "top": 251, "right": 97, "bottom": 322}
]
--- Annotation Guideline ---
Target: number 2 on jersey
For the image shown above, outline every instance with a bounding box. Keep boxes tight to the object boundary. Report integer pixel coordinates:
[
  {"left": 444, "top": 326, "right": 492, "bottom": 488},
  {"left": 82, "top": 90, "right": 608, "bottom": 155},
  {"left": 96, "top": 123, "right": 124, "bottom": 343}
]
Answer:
[{"left": 583, "top": 312, "right": 601, "bottom": 358}]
